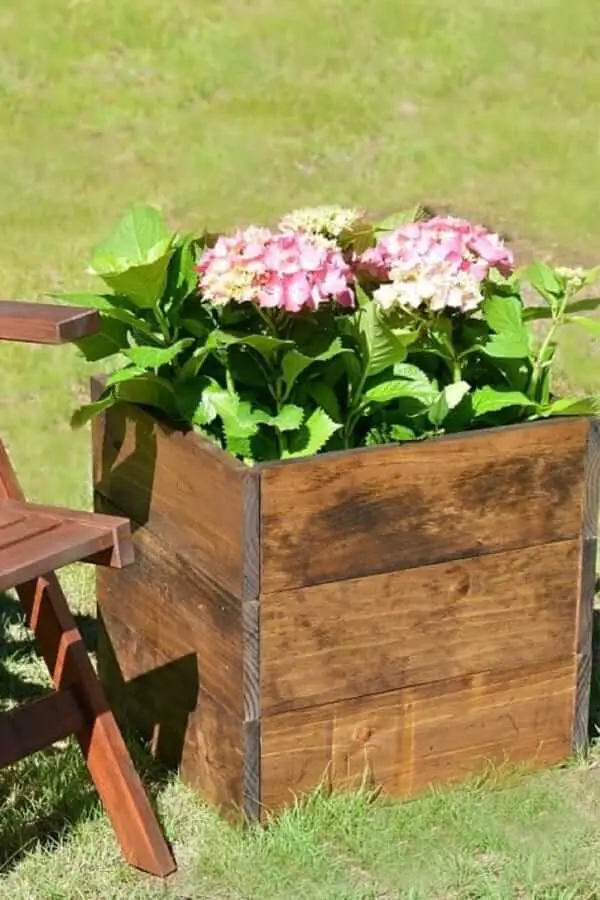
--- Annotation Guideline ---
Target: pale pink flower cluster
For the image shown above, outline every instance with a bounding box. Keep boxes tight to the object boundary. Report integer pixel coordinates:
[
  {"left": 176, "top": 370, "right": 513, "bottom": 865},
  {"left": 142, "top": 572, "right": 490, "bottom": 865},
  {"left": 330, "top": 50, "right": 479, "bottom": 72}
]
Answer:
[
  {"left": 358, "top": 216, "right": 514, "bottom": 314},
  {"left": 360, "top": 216, "right": 514, "bottom": 283},
  {"left": 197, "top": 227, "right": 354, "bottom": 312}
]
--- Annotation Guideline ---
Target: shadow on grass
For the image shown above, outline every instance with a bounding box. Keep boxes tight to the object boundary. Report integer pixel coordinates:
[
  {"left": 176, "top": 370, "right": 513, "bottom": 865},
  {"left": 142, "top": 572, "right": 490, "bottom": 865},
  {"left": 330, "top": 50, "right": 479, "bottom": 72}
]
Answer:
[{"left": 0, "top": 591, "right": 170, "bottom": 873}]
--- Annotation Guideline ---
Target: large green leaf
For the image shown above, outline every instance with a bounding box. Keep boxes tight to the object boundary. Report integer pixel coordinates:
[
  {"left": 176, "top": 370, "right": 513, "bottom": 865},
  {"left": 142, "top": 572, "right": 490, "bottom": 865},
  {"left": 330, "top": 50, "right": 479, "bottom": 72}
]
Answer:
[
  {"left": 541, "top": 396, "right": 600, "bottom": 417},
  {"left": 75, "top": 316, "right": 129, "bottom": 361},
  {"left": 281, "top": 338, "right": 346, "bottom": 397},
  {"left": 471, "top": 386, "right": 535, "bottom": 416},
  {"left": 70, "top": 394, "right": 116, "bottom": 429},
  {"left": 90, "top": 205, "right": 171, "bottom": 273},
  {"left": 283, "top": 408, "right": 342, "bottom": 458},
  {"left": 115, "top": 373, "right": 178, "bottom": 418},
  {"left": 106, "top": 366, "right": 146, "bottom": 386},
  {"left": 482, "top": 295, "right": 525, "bottom": 335},
  {"left": 392, "top": 363, "right": 438, "bottom": 403},
  {"left": 429, "top": 381, "right": 471, "bottom": 427},
  {"left": 306, "top": 382, "right": 342, "bottom": 422},
  {"left": 51, "top": 291, "right": 158, "bottom": 338},
  {"left": 362, "top": 379, "right": 431, "bottom": 406},
  {"left": 523, "top": 262, "right": 563, "bottom": 304},
  {"left": 482, "top": 332, "right": 530, "bottom": 359},
  {"left": 98, "top": 253, "right": 173, "bottom": 309},
  {"left": 124, "top": 338, "right": 194, "bottom": 370},
  {"left": 359, "top": 302, "right": 409, "bottom": 376}
]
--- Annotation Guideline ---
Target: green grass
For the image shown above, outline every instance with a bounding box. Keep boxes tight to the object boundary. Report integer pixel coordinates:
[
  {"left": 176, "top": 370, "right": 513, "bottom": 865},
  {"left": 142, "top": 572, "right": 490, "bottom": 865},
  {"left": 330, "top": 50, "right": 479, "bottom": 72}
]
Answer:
[{"left": 3, "top": 0, "right": 600, "bottom": 896}]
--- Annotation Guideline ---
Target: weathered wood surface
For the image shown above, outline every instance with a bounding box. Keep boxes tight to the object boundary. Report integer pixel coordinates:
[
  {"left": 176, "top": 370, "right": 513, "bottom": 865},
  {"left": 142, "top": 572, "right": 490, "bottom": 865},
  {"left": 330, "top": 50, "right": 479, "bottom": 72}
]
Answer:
[
  {"left": 0, "top": 300, "right": 99, "bottom": 344},
  {"left": 96, "top": 496, "right": 259, "bottom": 816},
  {"left": 261, "top": 661, "right": 574, "bottom": 811},
  {"left": 572, "top": 418, "right": 600, "bottom": 751},
  {"left": 0, "top": 499, "right": 132, "bottom": 591},
  {"left": 0, "top": 433, "right": 175, "bottom": 876},
  {"left": 260, "top": 418, "right": 590, "bottom": 593},
  {"left": 92, "top": 390, "right": 260, "bottom": 600},
  {"left": 0, "top": 689, "right": 84, "bottom": 767},
  {"left": 95, "top": 497, "right": 244, "bottom": 717},
  {"left": 260, "top": 539, "right": 581, "bottom": 714}
]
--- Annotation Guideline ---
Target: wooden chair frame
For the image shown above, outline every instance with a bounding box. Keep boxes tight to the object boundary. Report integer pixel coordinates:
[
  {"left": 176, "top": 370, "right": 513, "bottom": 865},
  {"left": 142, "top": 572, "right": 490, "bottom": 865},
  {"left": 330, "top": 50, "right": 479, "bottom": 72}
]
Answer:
[{"left": 0, "top": 302, "right": 175, "bottom": 877}]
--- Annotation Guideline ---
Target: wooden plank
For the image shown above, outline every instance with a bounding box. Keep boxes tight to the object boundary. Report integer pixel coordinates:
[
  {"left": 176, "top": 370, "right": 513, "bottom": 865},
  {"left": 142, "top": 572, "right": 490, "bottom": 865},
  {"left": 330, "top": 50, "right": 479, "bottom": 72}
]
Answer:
[
  {"left": 0, "top": 301, "right": 99, "bottom": 344},
  {"left": 261, "top": 661, "right": 575, "bottom": 812},
  {"left": 0, "top": 518, "right": 120, "bottom": 593},
  {"left": 96, "top": 501, "right": 245, "bottom": 717},
  {"left": 17, "top": 576, "right": 176, "bottom": 877},
  {"left": 572, "top": 418, "right": 600, "bottom": 751},
  {"left": 260, "top": 540, "right": 581, "bottom": 714},
  {"left": 92, "top": 388, "right": 258, "bottom": 600},
  {"left": 0, "top": 689, "right": 85, "bottom": 767},
  {"left": 260, "top": 417, "right": 589, "bottom": 592}
]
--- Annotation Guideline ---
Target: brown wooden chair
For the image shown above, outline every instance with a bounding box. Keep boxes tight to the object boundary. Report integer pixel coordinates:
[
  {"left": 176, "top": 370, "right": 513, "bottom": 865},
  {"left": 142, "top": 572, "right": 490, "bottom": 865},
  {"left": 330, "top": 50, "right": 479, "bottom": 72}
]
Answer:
[{"left": 0, "top": 301, "right": 175, "bottom": 878}]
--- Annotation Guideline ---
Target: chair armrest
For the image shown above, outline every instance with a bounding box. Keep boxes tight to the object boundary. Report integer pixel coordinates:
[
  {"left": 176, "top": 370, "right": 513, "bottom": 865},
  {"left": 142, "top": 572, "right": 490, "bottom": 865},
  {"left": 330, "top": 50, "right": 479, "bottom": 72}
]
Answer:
[{"left": 0, "top": 301, "right": 100, "bottom": 345}]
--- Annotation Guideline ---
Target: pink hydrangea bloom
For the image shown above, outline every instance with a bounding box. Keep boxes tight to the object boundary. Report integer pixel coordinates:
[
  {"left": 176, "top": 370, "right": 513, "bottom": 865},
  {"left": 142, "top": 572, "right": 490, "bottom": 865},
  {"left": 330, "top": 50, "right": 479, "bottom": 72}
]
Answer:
[
  {"left": 197, "top": 227, "right": 354, "bottom": 312},
  {"left": 357, "top": 216, "right": 514, "bottom": 285}
]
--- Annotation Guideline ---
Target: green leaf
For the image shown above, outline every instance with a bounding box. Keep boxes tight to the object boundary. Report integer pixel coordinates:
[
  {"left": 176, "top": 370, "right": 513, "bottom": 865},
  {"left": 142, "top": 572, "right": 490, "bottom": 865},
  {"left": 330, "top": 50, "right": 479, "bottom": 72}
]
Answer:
[
  {"left": 281, "top": 338, "right": 346, "bottom": 396},
  {"left": 90, "top": 205, "right": 171, "bottom": 273},
  {"left": 482, "top": 332, "right": 530, "bottom": 359},
  {"left": 124, "top": 338, "right": 194, "bottom": 370},
  {"left": 115, "top": 373, "right": 178, "bottom": 418},
  {"left": 482, "top": 295, "right": 524, "bottom": 335},
  {"left": 359, "top": 302, "right": 409, "bottom": 376},
  {"left": 98, "top": 253, "right": 173, "bottom": 309},
  {"left": 541, "top": 396, "right": 600, "bottom": 417},
  {"left": 565, "top": 315, "right": 600, "bottom": 338},
  {"left": 390, "top": 425, "right": 417, "bottom": 441},
  {"left": 70, "top": 394, "right": 115, "bottom": 429},
  {"left": 524, "top": 262, "right": 563, "bottom": 302},
  {"left": 283, "top": 408, "right": 342, "bottom": 458},
  {"left": 376, "top": 205, "right": 424, "bottom": 232},
  {"left": 392, "top": 363, "right": 438, "bottom": 402},
  {"left": 362, "top": 379, "right": 431, "bottom": 406},
  {"left": 49, "top": 291, "right": 114, "bottom": 310},
  {"left": 471, "top": 386, "right": 535, "bottom": 417},
  {"left": 74, "top": 316, "right": 129, "bottom": 362},
  {"left": 429, "top": 381, "right": 471, "bottom": 427},
  {"left": 306, "top": 382, "right": 342, "bottom": 422},
  {"left": 50, "top": 291, "right": 158, "bottom": 338},
  {"left": 105, "top": 366, "right": 146, "bottom": 386},
  {"left": 258, "top": 405, "right": 304, "bottom": 431}
]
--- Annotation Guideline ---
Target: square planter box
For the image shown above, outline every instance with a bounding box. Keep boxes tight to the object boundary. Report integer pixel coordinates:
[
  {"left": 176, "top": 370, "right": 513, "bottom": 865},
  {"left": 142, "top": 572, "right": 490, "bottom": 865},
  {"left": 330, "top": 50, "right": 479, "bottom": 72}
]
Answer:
[{"left": 91, "top": 378, "right": 599, "bottom": 820}]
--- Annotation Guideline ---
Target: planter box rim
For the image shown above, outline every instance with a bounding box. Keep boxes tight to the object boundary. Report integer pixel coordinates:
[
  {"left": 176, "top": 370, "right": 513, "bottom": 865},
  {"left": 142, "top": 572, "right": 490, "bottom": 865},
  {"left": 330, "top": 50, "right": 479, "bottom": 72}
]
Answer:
[{"left": 91, "top": 378, "right": 595, "bottom": 473}]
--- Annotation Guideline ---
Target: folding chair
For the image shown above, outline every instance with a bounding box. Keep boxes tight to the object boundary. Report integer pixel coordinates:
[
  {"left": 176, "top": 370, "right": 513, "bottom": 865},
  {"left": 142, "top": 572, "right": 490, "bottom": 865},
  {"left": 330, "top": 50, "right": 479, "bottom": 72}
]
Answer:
[{"left": 0, "top": 301, "right": 175, "bottom": 877}]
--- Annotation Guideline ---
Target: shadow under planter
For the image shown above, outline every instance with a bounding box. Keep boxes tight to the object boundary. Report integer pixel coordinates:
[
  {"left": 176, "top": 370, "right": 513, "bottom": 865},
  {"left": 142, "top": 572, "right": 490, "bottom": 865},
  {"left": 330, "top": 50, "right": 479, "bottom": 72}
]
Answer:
[{"left": 91, "top": 377, "right": 599, "bottom": 821}]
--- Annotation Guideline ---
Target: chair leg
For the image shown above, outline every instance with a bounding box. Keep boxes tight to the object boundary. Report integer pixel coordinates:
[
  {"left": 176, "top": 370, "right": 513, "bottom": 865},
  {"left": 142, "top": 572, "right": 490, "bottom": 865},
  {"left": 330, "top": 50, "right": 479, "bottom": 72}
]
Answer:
[{"left": 16, "top": 576, "right": 176, "bottom": 877}]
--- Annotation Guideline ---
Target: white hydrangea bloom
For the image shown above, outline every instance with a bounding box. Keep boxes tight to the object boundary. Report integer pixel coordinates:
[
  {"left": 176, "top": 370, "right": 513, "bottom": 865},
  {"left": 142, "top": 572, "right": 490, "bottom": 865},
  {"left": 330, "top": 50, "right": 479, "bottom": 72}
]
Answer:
[
  {"left": 279, "top": 205, "right": 365, "bottom": 239},
  {"left": 374, "top": 260, "right": 482, "bottom": 314}
]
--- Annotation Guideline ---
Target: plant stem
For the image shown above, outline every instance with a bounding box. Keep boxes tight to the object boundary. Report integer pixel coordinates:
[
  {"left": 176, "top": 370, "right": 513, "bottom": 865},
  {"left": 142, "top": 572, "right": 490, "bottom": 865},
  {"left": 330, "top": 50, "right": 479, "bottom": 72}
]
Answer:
[{"left": 529, "top": 294, "right": 568, "bottom": 398}]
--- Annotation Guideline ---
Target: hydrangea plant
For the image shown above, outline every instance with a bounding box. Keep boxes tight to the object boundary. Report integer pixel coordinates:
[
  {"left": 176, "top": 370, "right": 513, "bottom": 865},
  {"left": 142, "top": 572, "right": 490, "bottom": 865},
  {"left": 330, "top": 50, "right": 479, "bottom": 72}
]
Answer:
[{"left": 60, "top": 204, "right": 600, "bottom": 463}]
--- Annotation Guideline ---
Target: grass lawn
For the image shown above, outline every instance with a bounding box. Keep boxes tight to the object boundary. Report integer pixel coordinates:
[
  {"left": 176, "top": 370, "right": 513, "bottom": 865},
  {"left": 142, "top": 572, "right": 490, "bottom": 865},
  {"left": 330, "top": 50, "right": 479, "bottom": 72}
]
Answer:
[{"left": 2, "top": 0, "right": 600, "bottom": 896}]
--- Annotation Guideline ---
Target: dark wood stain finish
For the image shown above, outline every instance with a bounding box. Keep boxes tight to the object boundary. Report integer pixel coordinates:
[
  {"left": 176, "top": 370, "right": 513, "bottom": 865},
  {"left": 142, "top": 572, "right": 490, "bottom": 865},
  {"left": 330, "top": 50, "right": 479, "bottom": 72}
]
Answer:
[{"left": 93, "top": 395, "right": 596, "bottom": 819}]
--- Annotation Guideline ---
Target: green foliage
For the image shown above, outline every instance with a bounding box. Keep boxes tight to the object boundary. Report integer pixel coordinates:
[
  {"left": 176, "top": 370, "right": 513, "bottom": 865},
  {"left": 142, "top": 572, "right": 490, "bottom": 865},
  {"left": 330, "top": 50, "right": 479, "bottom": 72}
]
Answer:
[{"left": 62, "top": 206, "right": 600, "bottom": 464}]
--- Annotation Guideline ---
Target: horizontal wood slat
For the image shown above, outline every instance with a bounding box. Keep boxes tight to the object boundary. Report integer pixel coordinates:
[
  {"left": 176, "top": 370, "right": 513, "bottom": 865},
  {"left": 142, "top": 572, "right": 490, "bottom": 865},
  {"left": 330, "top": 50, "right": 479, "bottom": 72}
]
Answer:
[
  {"left": 261, "top": 661, "right": 575, "bottom": 812},
  {"left": 260, "top": 539, "right": 581, "bottom": 714},
  {"left": 92, "top": 391, "right": 259, "bottom": 600},
  {"left": 0, "top": 689, "right": 84, "bottom": 767},
  {"left": 0, "top": 301, "right": 99, "bottom": 344},
  {"left": 260, "top": 417, "right": 590, "bottom": 592},
  {"left": 0, "top": 500, "right": 133, "bottom": 591}
]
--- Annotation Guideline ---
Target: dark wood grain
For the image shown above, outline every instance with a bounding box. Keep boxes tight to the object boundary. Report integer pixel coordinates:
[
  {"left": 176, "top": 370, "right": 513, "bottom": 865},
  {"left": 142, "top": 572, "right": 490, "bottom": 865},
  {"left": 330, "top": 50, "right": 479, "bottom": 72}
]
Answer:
[
  {"left": 260, "top": 540, "right": 581, "bottom": 714},
  {"left": 573, "top": 418, "right": 600, "bottom": 751},
  {"left": 93, "top": 392, "right": 257, "bottom": 600},
  {"left": 261, "top": 661, "right": 574, "bottom": 811},
  {"left": 0, "top": 301, "right": 99, "bottom": 344},
  {"left": 0, "top": 689, "right": 84, "bottom": 767},
  {"left": 0, "top": 500, "right": 132, "bottom": 592},
  {"left": 95, "top": 498, "right": 245, "bottom": 717},
  {"left": 260, "top": 418, "right": 590, "bottom": 592}
]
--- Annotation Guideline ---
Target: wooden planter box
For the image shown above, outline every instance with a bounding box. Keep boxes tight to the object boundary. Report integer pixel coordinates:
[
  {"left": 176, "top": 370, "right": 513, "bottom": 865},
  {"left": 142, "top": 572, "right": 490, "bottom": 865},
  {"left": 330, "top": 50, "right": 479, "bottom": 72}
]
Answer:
[{"left": 91, "top": 378, "right": 599, "bottom": 819}]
